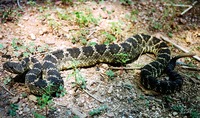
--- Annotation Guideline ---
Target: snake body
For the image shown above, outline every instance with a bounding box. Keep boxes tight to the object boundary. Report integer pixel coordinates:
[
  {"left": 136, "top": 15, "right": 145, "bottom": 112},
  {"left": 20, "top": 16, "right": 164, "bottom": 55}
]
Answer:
[{"left": 3, "top": 34, "right": 184, "bottom": 95}]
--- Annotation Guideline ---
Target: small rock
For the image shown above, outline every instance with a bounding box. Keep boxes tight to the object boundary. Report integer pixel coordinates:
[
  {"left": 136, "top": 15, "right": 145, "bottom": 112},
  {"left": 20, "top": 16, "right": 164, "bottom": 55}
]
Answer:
[
  {"left": 18, "top": 24, "right": 24, "bottom": 28},
  {"left": 151, "top": 106, "right": 156, "bottom": 111},
  {"left": 141, "top": 2, "right": 147, "bottom": 6},
  {"left": 18, "top": 110, "right": 23, "bottom": 115},
  {"left": 159, "top": 7, "right": 163, "bottom": 12},
  {"left": 29, "top": 33, "right": 36, "bottom": 40},
  {"left": 185, "top": 31, "right": 193, "bottom": 44},
  {"left": 23, "top": 107, "right": 30, "bottom": 112},
  {"left": 28, "top": 95, "right": 37, "bottom": 102},
  {"left": 45, "top": 40, "right": 55, "bottom": 45},
  {"left": 172, "top": 112, "right": 178, "bottom": 116},
  {"left": 71, "top": 107, "right": 87, "bottom": 118},
  {"left": 0, "top": 34, "right": 3, "bottom": 39},
  {"left": 10, "top": 96, "right": 20, "bottom": 103},
  {"left": 21, "top": 103, "right": 26, "bottom": 107},
  {"left": 107, "top": 85, "right": 113, "bottom": 94},
  {"left": 179, "top": 18, "right": 187, "bottom": 24},
  {"left": 23, "top": 17, "right": 29, "bottom": 21},
  {"left": 39, "top": 27, "right": 48, "bottom": 35},
  {"left": 106, "top": 112, "right": 115, "bottom": 117},
  {"left": 57, "top": 108, "right": 61, "bottom": 112},
  {"left": 101, "top": 64, "right": 109, "bottom": 69}
]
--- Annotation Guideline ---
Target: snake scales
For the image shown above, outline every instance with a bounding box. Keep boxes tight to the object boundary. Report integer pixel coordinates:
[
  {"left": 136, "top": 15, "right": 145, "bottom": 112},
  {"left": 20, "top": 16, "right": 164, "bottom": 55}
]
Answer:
[{"left": 3, "top": 34, "right": 187, "bottom": 95}]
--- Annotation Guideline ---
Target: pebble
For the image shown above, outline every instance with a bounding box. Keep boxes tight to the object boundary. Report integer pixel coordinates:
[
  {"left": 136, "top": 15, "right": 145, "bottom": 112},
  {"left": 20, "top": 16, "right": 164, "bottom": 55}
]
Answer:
[
  {"left": 151, "top": 106, "right": 156, "bottom": 111},
  {"left": 101, "top": 64, "right": 109, "bottom": 69},
  {"left": 0, "top": 34, "right": 3, "bottom": 39},
  {"left": 23, "top": 107, "right": 30, "bottom": 112},
  {"left": 39, "top": 27, "right": 48, "bottom": 35},
  {"left": 23, "top": 17, "right": 29, "bottom": 21},
  {"left": 45, "top": 40, "right": 55, "bottom": 45},
  {"left": 28, "top": 95, "right": 37, "bottom": 102},
  {"left": 10, "top": 96, "right": 20, "bottom": 103},
  {"left": 180, "top": 18, "right": 187, "bottom": 24},
  {"left": 21, "top": 103, "right": 26, "bottom": 107},
  {"left": 29, "top": 33, "right": 36, "bottom": 40},
  {"left": 108, "top": 85, "right": 113, "bottom": 94},
  {"left": 18, "top": 110, "right": 23, "bottom": 115},
  {"left": 172, "top": 112, "right": 178, "bottom": 116},
  {"left": 106, "top": 112, "right": 115, "bottom": 117}
]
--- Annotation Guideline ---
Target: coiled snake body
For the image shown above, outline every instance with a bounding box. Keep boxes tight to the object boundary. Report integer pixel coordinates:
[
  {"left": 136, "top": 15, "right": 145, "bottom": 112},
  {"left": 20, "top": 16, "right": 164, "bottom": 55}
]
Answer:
[{"left": 3, "top": 34, "right": 186, "bottom": 95}]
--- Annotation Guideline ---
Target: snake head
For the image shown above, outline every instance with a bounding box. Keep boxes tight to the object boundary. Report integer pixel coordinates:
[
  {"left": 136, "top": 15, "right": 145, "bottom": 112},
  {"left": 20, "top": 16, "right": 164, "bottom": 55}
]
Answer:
[{"left": 3, "top": 61, "right": 25, "bottom": 74}]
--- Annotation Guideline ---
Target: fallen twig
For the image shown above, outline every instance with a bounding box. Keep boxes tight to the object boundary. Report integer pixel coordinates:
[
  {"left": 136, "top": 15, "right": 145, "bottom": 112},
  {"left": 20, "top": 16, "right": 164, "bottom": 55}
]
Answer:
[
  {"left": 181, "top": 66, "right": 200, "bottom": 71},
  {"left": 0, "top": 83, "right": 15, "bottom": 96},
  {"left": 83, "top": 89, "right": 104, "bottom": 103},
  {"left": 17, "top": 0, "right": 23, "bottom": 11},
  {"left": 109, "top": 66, "right": 141, "bottom": 70},
  {"left": 157, "top": 34, "right": 200, "bottom": 62},
  {"left": 181, "top": 1, "right": 198, "bottom": 15},
  {"left": 181, "top": 72, "right": 200, "bottom": 84},
  {"left": 71, "top": 107, "right": 87, "bottom": 118},
  {"left": 164, "top": 1, "right": 198, "bottom": 15},
  {"left": 87, "top": 28, "right": 99, "bottom": 39},
  {"left": 164, "top": 3, "right": 190, "bottom": 7}
]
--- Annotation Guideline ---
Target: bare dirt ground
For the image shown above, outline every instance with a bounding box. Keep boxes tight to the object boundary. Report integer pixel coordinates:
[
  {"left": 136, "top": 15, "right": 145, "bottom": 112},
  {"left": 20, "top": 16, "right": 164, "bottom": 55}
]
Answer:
[{"left": 0, "top": 0, "right": 200, "bottom": 118}]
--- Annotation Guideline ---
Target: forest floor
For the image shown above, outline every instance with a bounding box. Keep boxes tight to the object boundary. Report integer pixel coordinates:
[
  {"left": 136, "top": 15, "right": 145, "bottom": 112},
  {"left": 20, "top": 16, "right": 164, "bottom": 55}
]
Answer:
[{"left": 0, "top": 0, "right": 200, "bottom": 117}]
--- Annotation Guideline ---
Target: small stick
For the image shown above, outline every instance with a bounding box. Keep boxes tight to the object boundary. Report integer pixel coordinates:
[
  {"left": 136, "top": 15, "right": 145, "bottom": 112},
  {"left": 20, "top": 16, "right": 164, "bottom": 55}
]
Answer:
[
  {"left": 181, "top": 72, "right": 200, "bottom": 84},
  {"left": 87, "top": 28, "right": 99, "bottom": 39},
  {"left": 181, "top": 1, "right": 198, "bottom": 15},
  {"left": 71, "top": 107, "right": 87, "bottom": 118},
  {"left": 164, "top": 3, "right": 190, "bottom": 7},
  {"left": 83, "top": 89, "right": 104, "bottom": 103},
  {"left": 109, "top": 66, "right": 141, "bottom": 70},
  {"left": 0, "top": 83, "right": 15, "bottom": 96},
  {"left": 158, "top": 34, "right": 200, "bottom": 62},
  {"left": 17, "top": 0, "right": 23, "bottom": 11},
  {"left": 181, "top": 66, "right": 200, "bottom": 71}
]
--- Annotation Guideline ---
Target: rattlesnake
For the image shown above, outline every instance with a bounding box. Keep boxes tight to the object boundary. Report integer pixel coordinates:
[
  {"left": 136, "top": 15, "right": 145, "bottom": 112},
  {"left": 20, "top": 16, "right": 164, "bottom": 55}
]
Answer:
[{"left": 3, "top": 34, "right": 191, "bottom": 95}]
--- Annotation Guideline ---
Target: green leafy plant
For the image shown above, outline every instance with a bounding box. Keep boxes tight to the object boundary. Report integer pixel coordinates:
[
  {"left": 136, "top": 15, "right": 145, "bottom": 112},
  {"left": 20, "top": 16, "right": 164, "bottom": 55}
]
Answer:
[
  {"left": 190, "top": 109, "right": 200, "bottom": 118},
  {"left": 88, "top": 42, "right": 97, "bottom": 46},
  {"left": 109, "top": 21, "right": 123, "bottom": 36},
  {"left": 68, "top": 60, "right": 86, "bottom": 89},
  {"left": 33, "top": 112, "right": 46, "bottom": 118},
  {"left": 0, "top": 44, "right": 3, "bottom": 49},
  {"left": 37, "top": 94, "right": 52, "bottom": 109},
  {"left": 74, "top": 11, "right": 98, "bottom": 27},
  {"left": 119, "top": 0, "right": 133, "bottom": 5},
  {"left": 114, "top": 53, "right": 130, "bottom": 65},
  {"left": 152, "top": 21, "right": 163, "bottom": 30},
  {"left": 8, "top": 104, "right": 18, "bottom": 116},
  {"left": 3, "top": 76, "right": 12, "bottom": 85},
  {"left": 56, "top": 8, "right": 70, "bottom": 20},
  {"left": 35, "top": 82, "right": 66, "bottom": 116},
  {"left": 27, "top": 0, "right": 37, "bottom": 6},
  {"left": 102, "top": 31, "right": 116, "bottom": 45},
  {"left": 89, "top": 105, "right": 108, "bottom": 116},
  {"left": 48, "top": 19, "right": 61, "bottom": 30},
  {"left": 56, "top": 85, "right": 67, "bottom": 97},
  {"left": 171, "top": 104, "right": 185, "bottom": 114},
  {"left": 0, "top": 7, "right": 22, "bottom": 23},
  {"left": 61, "top": 0, "right": 73, "bottom": 4},
  {"left": 125, "top": 9, "right": 139, "bottom": 22},
  {"left": 106, "top": 70, "right": 115, "bottom": 79},
  {"left": 11, "top": 38, "right": 48, "bottom": 57}
]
